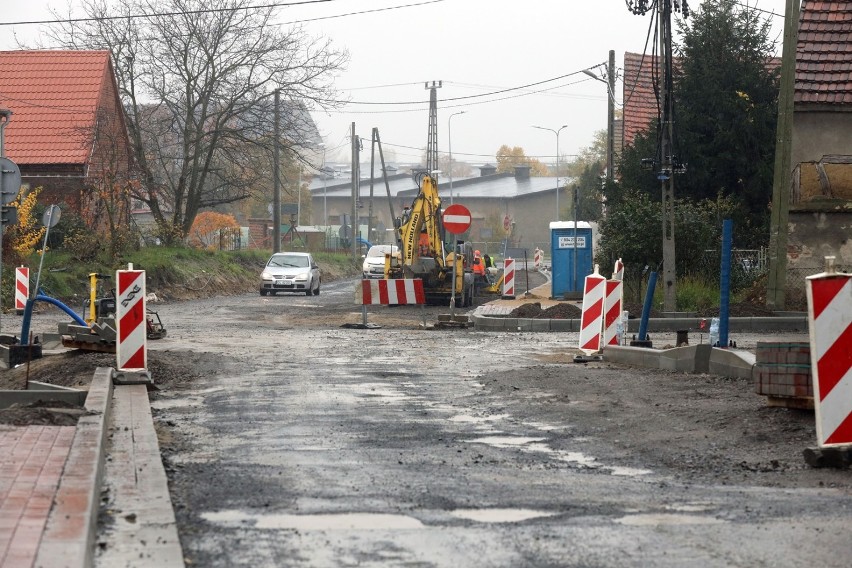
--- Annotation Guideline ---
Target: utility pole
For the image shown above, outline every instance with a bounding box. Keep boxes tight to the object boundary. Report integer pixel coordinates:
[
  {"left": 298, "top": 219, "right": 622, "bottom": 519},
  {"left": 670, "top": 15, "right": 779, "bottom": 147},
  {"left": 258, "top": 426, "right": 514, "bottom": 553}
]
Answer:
[
  {"left": 766, "top": 0, "right": 801, "bottom": 309},
  {"left": 425, "top": 81, "right": 441, "bottom": 175},
  {"left": 626, "top": 0, "right": 690, "bottom": 313},
  {"left": 659, "top": 0, "right": 677, "bottom": 312},
  {"left": 273, "top": 90, "right": 281, "bottom": 253},
  {"left": 606, "top": 49, "right": 616, "bottom": 181},
  {"left": 350, "top": 122, "right": 359, "bottom": 260}
]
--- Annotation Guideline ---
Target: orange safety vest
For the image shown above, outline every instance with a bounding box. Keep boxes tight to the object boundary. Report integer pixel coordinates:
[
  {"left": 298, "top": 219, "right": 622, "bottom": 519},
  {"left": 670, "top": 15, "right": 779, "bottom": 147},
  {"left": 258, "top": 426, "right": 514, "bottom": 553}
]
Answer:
[{"left": 473, "top": 256, "right": 485, "bottom": 276}]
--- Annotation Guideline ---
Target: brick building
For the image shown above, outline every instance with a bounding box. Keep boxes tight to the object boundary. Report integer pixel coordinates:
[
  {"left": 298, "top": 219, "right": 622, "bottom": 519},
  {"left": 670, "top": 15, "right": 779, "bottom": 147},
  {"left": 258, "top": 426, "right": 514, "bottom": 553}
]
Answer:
[{"left": 0, "top": 50, "right": 131, "bottom": 216}]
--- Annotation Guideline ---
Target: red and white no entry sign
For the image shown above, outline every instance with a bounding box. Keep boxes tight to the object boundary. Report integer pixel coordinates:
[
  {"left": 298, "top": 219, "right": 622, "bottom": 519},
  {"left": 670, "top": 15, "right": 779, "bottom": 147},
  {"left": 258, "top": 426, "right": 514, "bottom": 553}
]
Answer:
[{"left": 442, "top": 203, "right": 472, "bottom": 234}]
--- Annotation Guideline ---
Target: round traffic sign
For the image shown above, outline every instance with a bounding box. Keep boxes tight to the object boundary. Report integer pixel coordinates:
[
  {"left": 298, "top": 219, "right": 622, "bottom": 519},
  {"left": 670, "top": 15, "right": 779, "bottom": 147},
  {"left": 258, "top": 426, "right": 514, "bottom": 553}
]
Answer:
[
  {"left": 442, "top": 204, "right": 471, "bottom": 234},
  {"left": 42, "top": 204, "right": 61, "bottom": 228},
  {"left": 0, "top": 157, "right": 22, "bottom": 205}
]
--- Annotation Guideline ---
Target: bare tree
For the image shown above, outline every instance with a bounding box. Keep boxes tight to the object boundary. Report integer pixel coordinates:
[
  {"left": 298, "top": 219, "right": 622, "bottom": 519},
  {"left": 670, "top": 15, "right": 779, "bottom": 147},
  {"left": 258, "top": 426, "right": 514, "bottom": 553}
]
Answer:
[{"left": 47, "top": 0, "right": 347, "bottom": 243}]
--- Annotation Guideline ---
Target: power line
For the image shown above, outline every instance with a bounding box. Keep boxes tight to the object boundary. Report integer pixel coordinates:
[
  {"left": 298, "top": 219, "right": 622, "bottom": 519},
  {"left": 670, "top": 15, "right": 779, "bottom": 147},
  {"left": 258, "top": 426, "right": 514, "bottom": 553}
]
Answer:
[
  {"left": 0, "top": 0, "right": 444, "bottom": 27},
  {"left": 341, "top": 67, "right": 607, "bottom": 106}
]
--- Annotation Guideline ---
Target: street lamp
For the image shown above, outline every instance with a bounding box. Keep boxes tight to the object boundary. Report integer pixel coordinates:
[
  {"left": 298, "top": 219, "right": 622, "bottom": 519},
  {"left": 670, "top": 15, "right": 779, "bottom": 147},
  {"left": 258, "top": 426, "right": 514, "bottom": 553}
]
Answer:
[
  {"left": 448, "top": 111, "right": 466, "bottom": 205},
  {"left": 532, "top": 124, "right": 568, "bottom": 220}
]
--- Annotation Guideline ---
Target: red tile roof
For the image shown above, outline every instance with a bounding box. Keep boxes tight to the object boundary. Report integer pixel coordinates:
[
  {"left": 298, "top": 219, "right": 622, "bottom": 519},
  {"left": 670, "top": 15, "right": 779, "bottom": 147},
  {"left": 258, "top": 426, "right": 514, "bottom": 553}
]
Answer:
[
  {"left": 0, "top": 50, "right": 113, "bottom": 165},
  {"left": 622, "top": 52, "right": 661, "bottom": 149},
  {"left": 796, "top": 1, "right": 852, "bottom": 105}
]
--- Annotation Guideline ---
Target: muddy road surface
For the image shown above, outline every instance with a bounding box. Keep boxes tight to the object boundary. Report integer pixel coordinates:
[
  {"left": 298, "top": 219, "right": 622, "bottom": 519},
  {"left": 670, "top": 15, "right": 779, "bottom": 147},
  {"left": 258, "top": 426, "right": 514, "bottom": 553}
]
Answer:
[{"left": 94, "top": 276, "right": 852, "bottom": 567}]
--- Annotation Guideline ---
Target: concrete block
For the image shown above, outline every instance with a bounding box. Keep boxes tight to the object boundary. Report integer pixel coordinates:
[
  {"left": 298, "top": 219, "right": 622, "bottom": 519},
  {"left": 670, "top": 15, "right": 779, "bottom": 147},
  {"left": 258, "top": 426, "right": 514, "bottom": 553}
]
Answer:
[
  {"left": 709, "top": 348, "right": 755, "bottom": 379},
  {"left": 549, "top": 319, "right": 577, "bottom": 332}
]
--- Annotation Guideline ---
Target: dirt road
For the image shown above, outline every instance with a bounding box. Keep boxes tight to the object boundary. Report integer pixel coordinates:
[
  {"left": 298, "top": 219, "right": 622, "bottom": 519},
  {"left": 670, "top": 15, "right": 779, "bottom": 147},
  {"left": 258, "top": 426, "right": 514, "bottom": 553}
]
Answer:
[{"left": 5, "top": 272, "right": 852, "bottom": 566}]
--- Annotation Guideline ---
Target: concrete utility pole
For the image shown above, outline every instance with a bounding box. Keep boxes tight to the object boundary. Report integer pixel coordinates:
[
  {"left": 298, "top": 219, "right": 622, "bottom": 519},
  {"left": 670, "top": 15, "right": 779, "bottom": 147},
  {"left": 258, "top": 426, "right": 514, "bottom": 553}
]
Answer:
[
  {"left": 658, "top": 0, "right": 677, "bottom": 312},
  {"left": 273, "top": 90, "right": 281, "bottom": 253},
  {"left": 766, "top": 0, "right": 801, "bottom": 310},
  {"left": 351, "top": 122, "right": 359, "bottom": 260},
  {"left": 626, "top": 0, "right": 690, "bottom": 313}
]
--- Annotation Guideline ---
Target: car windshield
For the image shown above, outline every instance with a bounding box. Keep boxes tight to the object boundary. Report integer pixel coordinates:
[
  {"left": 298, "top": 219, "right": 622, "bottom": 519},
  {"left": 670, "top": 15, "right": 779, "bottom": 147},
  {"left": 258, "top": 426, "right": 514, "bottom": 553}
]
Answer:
[
  {"left": 268, "top": 254, "right": 309, "bottom": 268},
  {"left": 367, "top": 246, "right": 397, "bottom": 258}
]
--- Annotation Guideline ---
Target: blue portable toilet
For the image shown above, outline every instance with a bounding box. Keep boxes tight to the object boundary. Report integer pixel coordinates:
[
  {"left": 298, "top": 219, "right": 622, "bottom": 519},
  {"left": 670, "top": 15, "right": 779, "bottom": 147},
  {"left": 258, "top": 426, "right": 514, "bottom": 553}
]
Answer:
[{"left": 550, "top": 221, "right": 593, "bottom": 299}]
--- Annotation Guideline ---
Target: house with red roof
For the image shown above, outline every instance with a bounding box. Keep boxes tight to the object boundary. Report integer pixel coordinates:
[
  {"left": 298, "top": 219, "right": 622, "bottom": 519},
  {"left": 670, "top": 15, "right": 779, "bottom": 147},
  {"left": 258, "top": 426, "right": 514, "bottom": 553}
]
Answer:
[
  {"left": 0, "top": 50, "right": 131, "bottom": 216},
  {"left": 785, "top": 0, "right": 852, "bottom": 281},
  {"left": 621, "top": 52, "right": 661, "bottom": 151}
]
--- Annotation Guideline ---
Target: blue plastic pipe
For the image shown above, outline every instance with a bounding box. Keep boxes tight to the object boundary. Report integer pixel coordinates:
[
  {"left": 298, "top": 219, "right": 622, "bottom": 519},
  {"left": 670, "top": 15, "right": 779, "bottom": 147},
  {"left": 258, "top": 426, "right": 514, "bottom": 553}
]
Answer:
[
  {"left": 20, "top": 294, "right": 88, "bottom": 345},
  {"left": 637, "top": 271, "right": 658, "bottom": 342},
  {"left": 719, "top": 219, "right": 733, "bottom": 348}
]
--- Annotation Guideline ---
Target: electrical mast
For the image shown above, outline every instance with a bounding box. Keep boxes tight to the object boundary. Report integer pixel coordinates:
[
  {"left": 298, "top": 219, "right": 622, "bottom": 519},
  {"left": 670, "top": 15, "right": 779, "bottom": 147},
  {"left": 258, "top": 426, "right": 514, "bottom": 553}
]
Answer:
[
  {"left": 626, "top": 0, "right": 689, "bottom": 313},
  {"left": 425, "top": 81, "right": 441, "bottom": 175}
]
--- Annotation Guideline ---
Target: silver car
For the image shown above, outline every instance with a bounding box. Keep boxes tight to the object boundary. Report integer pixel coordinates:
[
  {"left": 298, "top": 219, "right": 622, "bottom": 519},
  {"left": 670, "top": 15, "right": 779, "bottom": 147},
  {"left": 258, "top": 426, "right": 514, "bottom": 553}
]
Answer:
[
  {"left": 362, "top": 244, "right": 399, "bottom": 279},
  {"left": 260, "top": 252, "right": 321, "bottom": 296}
]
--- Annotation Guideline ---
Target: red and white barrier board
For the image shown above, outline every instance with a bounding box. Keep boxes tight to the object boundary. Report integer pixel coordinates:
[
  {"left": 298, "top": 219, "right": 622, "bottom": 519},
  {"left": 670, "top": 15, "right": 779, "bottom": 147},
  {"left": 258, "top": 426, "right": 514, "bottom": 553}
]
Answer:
[
  {"left": 502, "top": 258, "right": 515, "bottom": 299},
  {"left": 360, "top": 279, "right": 425, "bottom": 305},
  {"left": 612, "top": 258, "right": 624, "bottom": 282},
  {"left": 578, "top": 265, "right": 606, "bottom": 355},
  {"left": 602, "top": 279, "right": 623, "bottom": 347},
  {"left": 116, "top": 268, "right": 147, "bottom": 371},
  {"left": 534, "top": 248, "right": 542, "bottom": 269},
  {"left": 806, "top": 267, "right": 852, "bottom": 447},
  {"left": 15, "top": 266, "right": 29, "bottom": 313}
]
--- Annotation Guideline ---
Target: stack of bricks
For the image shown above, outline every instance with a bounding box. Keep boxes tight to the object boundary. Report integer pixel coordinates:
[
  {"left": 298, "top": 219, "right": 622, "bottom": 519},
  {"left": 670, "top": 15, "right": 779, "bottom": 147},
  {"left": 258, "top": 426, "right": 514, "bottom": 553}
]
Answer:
[{"left": 754, "top": 342, "right": 813, "bottom": 408}]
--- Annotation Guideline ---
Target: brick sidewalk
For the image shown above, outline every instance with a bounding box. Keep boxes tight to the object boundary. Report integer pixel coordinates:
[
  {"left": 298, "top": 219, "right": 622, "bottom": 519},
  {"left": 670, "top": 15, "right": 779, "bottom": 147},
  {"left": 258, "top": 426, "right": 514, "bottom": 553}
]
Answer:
[{"left": 0, "top": 425, "right": 75, "bottom": 568}]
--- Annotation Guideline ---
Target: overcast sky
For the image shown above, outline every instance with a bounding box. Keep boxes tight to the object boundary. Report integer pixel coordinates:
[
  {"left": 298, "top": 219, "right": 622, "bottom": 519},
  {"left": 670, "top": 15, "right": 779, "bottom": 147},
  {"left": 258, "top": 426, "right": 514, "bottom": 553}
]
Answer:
[{"left": 1, "top": 0, "right": 790, "bottom": 167}]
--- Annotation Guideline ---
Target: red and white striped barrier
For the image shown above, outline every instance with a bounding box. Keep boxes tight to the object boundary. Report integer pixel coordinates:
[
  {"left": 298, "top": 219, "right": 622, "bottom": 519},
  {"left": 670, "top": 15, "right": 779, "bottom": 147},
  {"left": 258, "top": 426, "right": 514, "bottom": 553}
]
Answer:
[
  {"left": 602, "top": 279, "right": 623, "bottom": 347},
  {"left": 360, "top": 278, "right": 425, "bottom": 305},
  {"left": 116, "top": 267, "right": 147, "bottom": 371},
  {"left": 502, "top": 258, "right": 516, "bottom": 299},
  {"left": 534, "top": 248, "right": 542, "bottom": 269},
  {"left": 806, "top": 261, "right": 852, "bottom": 447},
  {"left": 578, "top": 265, "right": 606, "bottom": 355},
  {"left": 15, "top": 266, "right": 29, "bottom": 314}
]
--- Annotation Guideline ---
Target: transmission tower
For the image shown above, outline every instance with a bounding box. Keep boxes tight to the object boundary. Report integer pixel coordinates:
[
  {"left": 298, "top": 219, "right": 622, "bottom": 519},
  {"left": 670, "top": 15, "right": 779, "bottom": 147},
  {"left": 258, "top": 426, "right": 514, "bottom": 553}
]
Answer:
[
  {"left": 425, "top": 81, "right": 441, "bottom": 175},
  {"left": 627, "top": 0, "right": 690, "bottom": 313}
]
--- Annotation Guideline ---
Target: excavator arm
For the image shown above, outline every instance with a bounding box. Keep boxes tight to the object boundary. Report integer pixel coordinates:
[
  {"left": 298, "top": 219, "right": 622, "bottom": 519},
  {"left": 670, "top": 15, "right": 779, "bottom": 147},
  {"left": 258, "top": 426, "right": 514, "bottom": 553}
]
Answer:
[{"left": 397, "top": 174, "right": 445, "bottom": 268}]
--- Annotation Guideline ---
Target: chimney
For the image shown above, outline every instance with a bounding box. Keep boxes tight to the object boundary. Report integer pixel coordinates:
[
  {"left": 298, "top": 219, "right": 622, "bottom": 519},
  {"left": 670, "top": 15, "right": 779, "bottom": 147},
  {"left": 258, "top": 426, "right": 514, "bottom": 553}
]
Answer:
[
  {"left": 479, "top": 164, "right": 497, "bottom": 177},
  {"left": 513, "top": 165, "right": 531, "bottom": 179}
]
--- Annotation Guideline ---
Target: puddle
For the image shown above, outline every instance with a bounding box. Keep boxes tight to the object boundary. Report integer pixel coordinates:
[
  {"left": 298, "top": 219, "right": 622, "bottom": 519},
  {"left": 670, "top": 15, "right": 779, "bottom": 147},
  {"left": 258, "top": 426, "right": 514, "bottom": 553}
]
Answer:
[
  {"left": 202, "top": 510, "right": 424, "bottom": 530},
  {"left": 608, "top": 466, "right": 653, "bottom": 477},
  {"left": 463, "top": 436, "right": 547, "bottom": 447},
  {"left": 449, "top": 508, "right": 558, "bottom": 523},
  {"left": 151, "top": 387, "right": 225, "bottom": 409},
  {"left": 352, "top": 383, "right": 408, "bottom": 401},
  {"left": 150, "top": 397, "right": 202, "bottom": 410},
  {"left": 448, "top": 414, "right": 509, "bottom": 424},
  {"left": 465, "top": 438, "right": 651, "bottom": 477},
  {"left": 665, "top": 503, "right": 713, "bottom": 513},
  {"left": 615, "top": 513, "right": 726, "bottom": 526}
]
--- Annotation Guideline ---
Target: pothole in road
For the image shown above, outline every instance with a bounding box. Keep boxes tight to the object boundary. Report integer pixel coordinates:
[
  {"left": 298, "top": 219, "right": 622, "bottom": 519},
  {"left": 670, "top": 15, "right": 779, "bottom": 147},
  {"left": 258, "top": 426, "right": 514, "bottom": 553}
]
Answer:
[
  {"left": 614, "top": 513, "right": 727, "bottom": 526},
  {"left": 462, "top": 436, "right": 547, "bottom": 447},
  {"left": 201, "top": 510, "right": 424, "bottom": 530},
  {"left": 449, "top": 508, "right": 558, "bottom": 523},
  {"left": 464, "top": 437, "right": 653, "bottom": 477}
]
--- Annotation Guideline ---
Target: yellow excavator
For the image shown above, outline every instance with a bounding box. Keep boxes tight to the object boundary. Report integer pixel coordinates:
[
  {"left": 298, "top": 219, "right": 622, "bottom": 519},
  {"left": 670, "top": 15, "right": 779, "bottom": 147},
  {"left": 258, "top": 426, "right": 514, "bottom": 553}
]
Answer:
[{"left": 385, "top": 172, "right": 475, "bottom": 306}]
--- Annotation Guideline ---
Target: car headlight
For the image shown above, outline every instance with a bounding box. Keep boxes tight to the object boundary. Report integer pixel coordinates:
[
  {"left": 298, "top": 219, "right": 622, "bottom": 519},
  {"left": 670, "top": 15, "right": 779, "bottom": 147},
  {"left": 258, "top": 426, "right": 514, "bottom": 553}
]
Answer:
[
  {"left": 294, "top": 272, "right": 309, "bottom": 281},
  {"left": 261, "top": 271, "right": 274, "bottom": 280}
]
